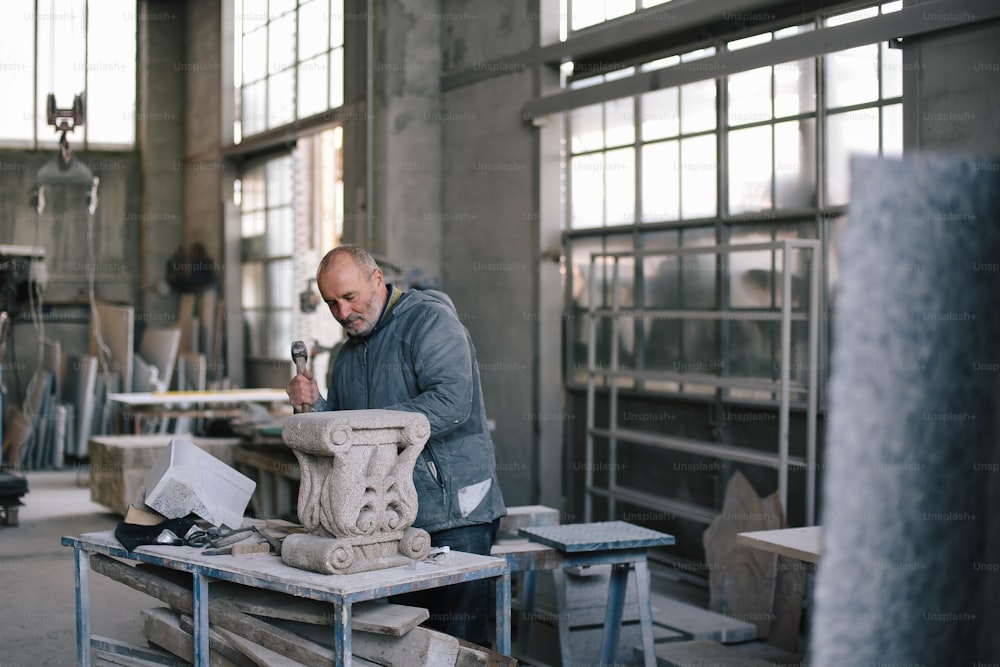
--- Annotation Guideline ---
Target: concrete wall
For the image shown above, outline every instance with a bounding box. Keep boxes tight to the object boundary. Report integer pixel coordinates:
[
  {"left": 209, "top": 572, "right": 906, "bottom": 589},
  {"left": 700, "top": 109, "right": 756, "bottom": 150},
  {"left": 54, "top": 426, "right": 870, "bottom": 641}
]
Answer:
[{"left": 903, "top": 17, "right": 1000, "bottom": 153}]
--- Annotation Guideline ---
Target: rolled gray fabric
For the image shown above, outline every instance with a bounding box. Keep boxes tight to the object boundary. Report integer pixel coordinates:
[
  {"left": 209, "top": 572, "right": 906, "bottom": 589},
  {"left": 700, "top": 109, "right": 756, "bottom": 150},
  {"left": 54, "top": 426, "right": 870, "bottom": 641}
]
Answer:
[{"left": 812, "top": 154, "right": 1000, "bottom": 664}]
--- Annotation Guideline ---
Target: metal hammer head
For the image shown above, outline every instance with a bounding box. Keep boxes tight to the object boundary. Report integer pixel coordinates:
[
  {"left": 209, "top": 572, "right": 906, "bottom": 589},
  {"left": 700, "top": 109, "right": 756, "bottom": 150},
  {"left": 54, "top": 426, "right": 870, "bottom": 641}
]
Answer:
[{"left": 291, "top": 340, "right": 308, "bottom": 364}]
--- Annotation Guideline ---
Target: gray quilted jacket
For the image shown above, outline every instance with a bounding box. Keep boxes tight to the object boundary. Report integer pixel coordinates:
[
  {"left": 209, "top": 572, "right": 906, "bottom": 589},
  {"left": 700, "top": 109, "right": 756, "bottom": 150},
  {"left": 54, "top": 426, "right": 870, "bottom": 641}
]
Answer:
[{"left": 314, "top": 287, "right": 507, "bottom": 533}]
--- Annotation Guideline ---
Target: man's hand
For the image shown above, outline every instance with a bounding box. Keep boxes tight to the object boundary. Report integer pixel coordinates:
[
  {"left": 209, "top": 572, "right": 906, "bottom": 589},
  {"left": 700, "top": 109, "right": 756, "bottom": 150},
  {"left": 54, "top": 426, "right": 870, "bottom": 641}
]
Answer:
[{"left": 287, "top": 369, "right": 320, "bottom": 413}]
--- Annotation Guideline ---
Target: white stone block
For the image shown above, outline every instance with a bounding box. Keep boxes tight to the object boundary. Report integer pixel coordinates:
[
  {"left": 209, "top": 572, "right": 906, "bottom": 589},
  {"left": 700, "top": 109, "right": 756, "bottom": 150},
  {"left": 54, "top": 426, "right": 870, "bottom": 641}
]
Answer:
[{"left": 145, "top": 437, "right": 256, "bottom": 529}]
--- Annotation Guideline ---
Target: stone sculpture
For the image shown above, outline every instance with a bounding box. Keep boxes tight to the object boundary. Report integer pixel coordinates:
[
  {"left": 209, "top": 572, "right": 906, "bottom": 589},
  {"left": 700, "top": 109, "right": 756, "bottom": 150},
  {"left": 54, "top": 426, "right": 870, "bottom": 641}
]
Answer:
[{"left": 279, "top": 409, "right": 432, "bottom": 574}]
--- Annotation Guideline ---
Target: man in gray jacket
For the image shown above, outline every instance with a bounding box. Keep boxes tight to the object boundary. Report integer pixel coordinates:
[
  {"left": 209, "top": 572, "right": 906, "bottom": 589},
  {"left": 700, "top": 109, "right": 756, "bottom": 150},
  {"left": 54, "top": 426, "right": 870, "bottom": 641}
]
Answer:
[{"left": 287, "top": 244, "right": 507, "bottom": 646}]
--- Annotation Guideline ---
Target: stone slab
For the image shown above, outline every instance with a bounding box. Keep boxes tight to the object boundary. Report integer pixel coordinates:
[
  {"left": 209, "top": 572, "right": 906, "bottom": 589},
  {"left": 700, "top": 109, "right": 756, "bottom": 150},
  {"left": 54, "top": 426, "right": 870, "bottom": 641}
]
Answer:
[
  {"left": 89, "top": 434, "right": 242, "bottom": 516},
  {"left": 145, "top": 438, "right": 256, "bottom": 529},
  {"left": 518, "top": 520, "right": 675, "bottom": 552}
]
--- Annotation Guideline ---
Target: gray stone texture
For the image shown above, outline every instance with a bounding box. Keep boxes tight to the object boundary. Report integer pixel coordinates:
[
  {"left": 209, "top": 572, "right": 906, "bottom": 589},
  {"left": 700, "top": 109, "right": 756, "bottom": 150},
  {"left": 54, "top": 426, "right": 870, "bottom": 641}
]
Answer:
[
  {"left": 811, "top": 154, "right": 1000, "bottom": 665},
  {"left": 280, "top": 409, "right": 433, "bottom": 574}
]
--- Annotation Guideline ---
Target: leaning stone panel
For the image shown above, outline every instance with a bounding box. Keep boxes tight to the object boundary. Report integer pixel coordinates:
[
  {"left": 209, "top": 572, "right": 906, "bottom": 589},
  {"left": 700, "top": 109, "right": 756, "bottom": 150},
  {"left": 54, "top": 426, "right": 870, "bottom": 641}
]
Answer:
[{"left": 280, "top": 409, "right": 432, "bottom": 574}]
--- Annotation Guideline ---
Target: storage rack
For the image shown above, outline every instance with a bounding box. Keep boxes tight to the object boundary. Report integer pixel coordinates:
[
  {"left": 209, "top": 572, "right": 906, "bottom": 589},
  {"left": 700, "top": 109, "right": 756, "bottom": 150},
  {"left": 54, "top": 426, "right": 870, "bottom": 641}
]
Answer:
[{"left": 582, "top": 240, "right": 821, "bottom": 527}]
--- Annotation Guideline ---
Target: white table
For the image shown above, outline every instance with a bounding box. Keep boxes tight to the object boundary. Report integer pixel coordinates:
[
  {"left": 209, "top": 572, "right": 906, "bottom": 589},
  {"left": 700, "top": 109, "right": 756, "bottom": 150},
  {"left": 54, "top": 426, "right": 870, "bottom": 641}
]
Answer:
[{"left": 108, "top": 389, "right": 290, "bottom": 433}]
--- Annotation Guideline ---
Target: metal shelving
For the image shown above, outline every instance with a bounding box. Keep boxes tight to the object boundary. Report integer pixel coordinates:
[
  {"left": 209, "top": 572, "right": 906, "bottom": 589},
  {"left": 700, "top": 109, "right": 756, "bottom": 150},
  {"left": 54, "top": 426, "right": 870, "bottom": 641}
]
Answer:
[{"left": 583, "top": 240, "right": 821, "bottom": 527}]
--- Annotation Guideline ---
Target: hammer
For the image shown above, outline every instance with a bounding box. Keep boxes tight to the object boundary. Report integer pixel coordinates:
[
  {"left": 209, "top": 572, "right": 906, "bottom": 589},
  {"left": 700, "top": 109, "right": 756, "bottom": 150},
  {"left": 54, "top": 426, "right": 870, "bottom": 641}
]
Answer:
[{"left": 291, "top": 340, "right": 312, "bottom": 413}]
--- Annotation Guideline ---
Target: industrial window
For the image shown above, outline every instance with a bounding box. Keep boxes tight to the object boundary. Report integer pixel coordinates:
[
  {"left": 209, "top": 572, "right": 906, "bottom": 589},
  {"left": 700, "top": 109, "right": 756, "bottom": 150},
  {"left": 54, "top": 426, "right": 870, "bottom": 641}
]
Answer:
[
  {"left": 0, "top": 0, "right": 136, "bottom": 148},
  {"left": 239, "top": 154, "right": 296, "bottom": 359},
  {"left": 565, "top": 0, "right": 674, "bottom": 36},
  {"left": 565, "top": 2, "right": 903, "bottom": 403},
  {"left": 233, "top": 0, "right": 345, "bottom": 142},
  {"left": 236, "top": 126, "right": 343, "bottom": 386}
]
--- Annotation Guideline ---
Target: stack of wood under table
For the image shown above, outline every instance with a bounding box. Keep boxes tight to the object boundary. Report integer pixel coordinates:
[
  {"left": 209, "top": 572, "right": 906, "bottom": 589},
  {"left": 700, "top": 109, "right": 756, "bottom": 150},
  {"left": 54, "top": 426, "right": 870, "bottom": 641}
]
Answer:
[{"left": 89, "top": 546, "right": 513, "bottom": 666}]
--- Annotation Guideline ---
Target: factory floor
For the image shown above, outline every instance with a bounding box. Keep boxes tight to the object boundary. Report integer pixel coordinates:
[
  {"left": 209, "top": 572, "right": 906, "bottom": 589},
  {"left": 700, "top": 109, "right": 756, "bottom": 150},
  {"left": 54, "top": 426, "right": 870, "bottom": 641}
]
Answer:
[{"left": 0, "top": 470, "right": 779, "bottom": 666}]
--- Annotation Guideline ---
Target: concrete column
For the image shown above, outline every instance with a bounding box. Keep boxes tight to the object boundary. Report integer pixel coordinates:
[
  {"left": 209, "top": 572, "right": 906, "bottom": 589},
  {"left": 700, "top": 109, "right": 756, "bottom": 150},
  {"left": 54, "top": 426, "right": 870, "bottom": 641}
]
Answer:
[
  {"left": 137, "top": 0, "right": 185, "bottom": 318},
  {"left": 812, "top": 154, "right": 1000, "bottom": 664}
]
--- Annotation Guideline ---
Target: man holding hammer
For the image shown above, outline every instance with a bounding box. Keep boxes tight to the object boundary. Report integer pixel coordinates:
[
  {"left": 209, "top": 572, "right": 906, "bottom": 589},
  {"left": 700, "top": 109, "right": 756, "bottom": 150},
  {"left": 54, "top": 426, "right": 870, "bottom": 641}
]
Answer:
[{"left": 286, "top": 244, "right": 507, "bottom": 647}]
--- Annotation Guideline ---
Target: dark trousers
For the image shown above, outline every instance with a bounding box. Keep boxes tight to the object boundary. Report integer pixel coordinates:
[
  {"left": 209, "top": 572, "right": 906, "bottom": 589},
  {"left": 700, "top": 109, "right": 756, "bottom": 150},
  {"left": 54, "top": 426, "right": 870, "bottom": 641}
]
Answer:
[{"left": 391, "top": 519, "right": 499, "bottom": 647}]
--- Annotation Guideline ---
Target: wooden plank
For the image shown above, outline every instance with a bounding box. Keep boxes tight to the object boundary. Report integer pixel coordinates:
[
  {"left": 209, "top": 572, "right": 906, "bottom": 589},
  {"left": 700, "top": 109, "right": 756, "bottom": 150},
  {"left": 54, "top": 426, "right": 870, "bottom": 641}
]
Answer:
[
  {"left": 655, "top": 639, "right": 780, "bottom": 667},
  {"left": 454, "top": 636, "right": 519, "bottom": 667},
  {"left": 91, "top": 635, "right": 186, "bottom": 666},
  {"left": 649, "top": 591, "right": 758, "bottom": 644},
  {"left": 735, "top": 527, "right": 823, "bottom": 564},
  {"left": 212, "top": 625, "right": 309, "bottom": 667},
  {"left": 90, "top": 554, "right": 337, "bottom": 665},
  {"left": 273, "top": 618, "right": 460, "bottom": 667},
  {"left": 141, "top": 607, "right": 246, "bottom": 667},
  {"left": 210, "top": 580, "right": 429, "bottom": 636}
]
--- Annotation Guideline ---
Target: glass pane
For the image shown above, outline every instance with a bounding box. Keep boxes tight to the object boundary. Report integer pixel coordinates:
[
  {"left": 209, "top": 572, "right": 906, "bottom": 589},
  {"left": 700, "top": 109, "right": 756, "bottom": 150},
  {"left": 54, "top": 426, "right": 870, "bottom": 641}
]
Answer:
[
  {"left": 640, "top": 87, "right": 679, "bottom": 140},
  {"left": 680, "top": 135, "right": 716, "bottom": 219},
  {"left": 267, "top": 156, "right": 295, "bottom": 207},
  {"left": 268, "top": 68, "right": 295, "bottom": 128},
  {"left": 572, "top": 1, "right": 604, "bottom": 30},
  {"left": 266, "top": 259, "right": 295, "bottom": 308},
  {"left": 881, "top": 41, "right": 903, "bottom": 99},
  {"left": 825, "top": 109, "right": 878, "bottom": 206},
  {"left": 727, "top": 67, "right": 771, "bottom": 126},
  {"left": 825, "top": 45, "right": 879, "bottom": 108},
  {"left": 245, "top": 311, "right": 267, "bottom": 356},
  {"left": 264, "top": 311, "right": 294, "bottom": 357},
  {"left": 0, "top": 1, "right": 36, "bottom": 142},
  {"left": 242, "top": 81, "right": 266, "bottom": 135},
  {"left": 571, "top": 154, "right": 604, "bottom": 228},
  {"left": 298, "top": 55, "right": 329, "bottom": 118},
  {"left": 728, "top": 125, "right": 773, "bottom": 214},
  {"left": 775, "top": 118, "right": 817, "bottom": 209},
  {"left": 641, "top": 231, "right": 679, "bottom": 309},
  {"left": 269, "top": 13, "right": 296, "bottom": 74},
  {"left": 605, "top": 147, "right": 635, "bottom": 225},
  {"left": 331, "top": 0, "right": 345, "bottom": 46},
  {"left": 241, "top": 165, "right": 265, "bottom": 210},
  {"left": 680, "top": 80, "right": 716, "bottom": 134},
  {"left": 882, "top": 103, "right": 902, "bottom": 157},
  {"left": 605, "top": 97, "right": 635, "bottom": 147},
  {"left": 266, "top": 207, "right": 295, "bottom": 257},
  {"left": 571, "top": 104, "right": 603, "bottom": 153},
  {"left": 728, "top": 229, "right": 774, "bottom": 309},
  {"left": 641, "top": 317, "right": 682, "bottom": 375},
  {"left": 641, "top": 141, "right": 679, "bottom": 222},
  {"left": 241, "top": 0, "right": 267, "bottom": 32},
  {"left": 241, "top": 211, "right": 265, "bottom": 239},
  {"left": 270, "top": 0, "right": 296, "bottom": 19},
  {"left": 298, "top": 0, "right": 328, "bottom": 61},
  {"left": 242, "top": 262, "right": 264, "bottom": 307},
  {"left": 568, "top": 237, "right": 605, "bottom": 382},
  {"left": 242, "top": 27, "right": 267, "bottom": 83},
  {"left": 606, "top": 0, "right": 637, "bottom": 21},
  {"left": 774, "top": 59, "right": 815, "bottom": 117},
  {"left": 680, "top": 227, "right": 719, "bottom": 310},
  {"left": 86, "top": 0, "right": 136, "bottom": 145},
  {"left": 330, "top": 46, "right": 344, "bottom": 108}
]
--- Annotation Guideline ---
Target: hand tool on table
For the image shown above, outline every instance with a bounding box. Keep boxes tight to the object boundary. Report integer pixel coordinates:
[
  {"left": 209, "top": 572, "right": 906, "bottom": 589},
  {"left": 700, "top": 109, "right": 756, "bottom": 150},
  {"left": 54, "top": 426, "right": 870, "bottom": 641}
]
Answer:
[{"left": 291, "top": 340, "right": 312, "bottom": 413}]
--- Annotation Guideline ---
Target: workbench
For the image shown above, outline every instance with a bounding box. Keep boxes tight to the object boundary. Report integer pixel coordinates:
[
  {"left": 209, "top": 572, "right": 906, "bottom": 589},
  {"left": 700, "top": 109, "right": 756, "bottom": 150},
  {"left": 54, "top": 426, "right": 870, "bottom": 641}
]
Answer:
[
  {"left": 108, "top": 389, "right": 291, "bottom": 434},
  {"left": 62, "top": 530, "right": 511, "bottom": 666}
]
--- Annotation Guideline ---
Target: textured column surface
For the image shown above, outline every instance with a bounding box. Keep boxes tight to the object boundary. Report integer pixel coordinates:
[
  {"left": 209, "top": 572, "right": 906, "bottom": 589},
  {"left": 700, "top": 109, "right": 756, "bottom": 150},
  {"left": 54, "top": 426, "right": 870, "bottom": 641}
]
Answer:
[
  {"left": 280, "top": 409, "right": 432, "bottom": 574},
  {"left": 812, "top": 154, "right": 1000, "bottom": 664}
]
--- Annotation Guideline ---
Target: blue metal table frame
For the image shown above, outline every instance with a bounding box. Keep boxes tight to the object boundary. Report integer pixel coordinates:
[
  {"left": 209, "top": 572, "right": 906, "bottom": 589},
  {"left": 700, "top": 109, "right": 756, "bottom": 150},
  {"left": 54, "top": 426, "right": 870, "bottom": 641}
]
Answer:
[
  {"left": 513, "top": 521, "right": 675, "bottom": 667},
  {"left": 62, "top": 530, "right": 511, "bottom": 666}
]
